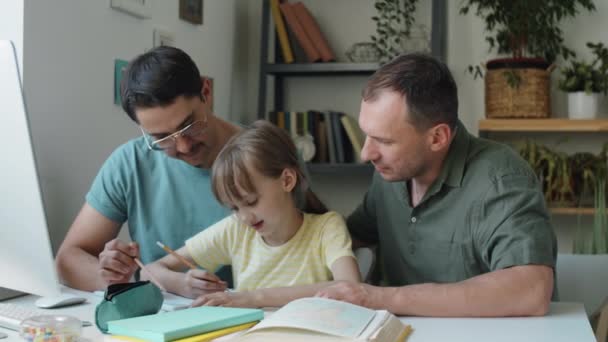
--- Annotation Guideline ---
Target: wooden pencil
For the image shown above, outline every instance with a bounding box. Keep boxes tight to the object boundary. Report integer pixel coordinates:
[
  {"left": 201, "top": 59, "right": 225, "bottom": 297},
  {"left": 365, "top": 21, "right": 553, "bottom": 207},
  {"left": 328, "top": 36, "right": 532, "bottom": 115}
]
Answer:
[
  {"left": 156, "top": 241, "right": 222, "bottom": 285},
  {"left": 156, "top": 241, "right": 197, "bottom": 269},
  {"left": 133, "top": 257, "right": 166, "bottom": 292}
]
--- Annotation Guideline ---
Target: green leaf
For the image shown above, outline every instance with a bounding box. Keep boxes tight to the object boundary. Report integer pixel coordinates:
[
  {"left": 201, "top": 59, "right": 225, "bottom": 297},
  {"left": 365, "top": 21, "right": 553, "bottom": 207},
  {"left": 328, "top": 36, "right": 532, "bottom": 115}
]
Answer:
[{"left": 458, "top": 0, "right": 597, "bottom": 62}]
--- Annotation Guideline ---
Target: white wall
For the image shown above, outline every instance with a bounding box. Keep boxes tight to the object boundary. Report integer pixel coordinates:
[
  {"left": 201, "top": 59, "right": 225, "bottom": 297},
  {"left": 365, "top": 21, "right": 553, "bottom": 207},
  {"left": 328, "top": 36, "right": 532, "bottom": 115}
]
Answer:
[{"left": 15, "top": 0, "right": 244, "bottom": 250}]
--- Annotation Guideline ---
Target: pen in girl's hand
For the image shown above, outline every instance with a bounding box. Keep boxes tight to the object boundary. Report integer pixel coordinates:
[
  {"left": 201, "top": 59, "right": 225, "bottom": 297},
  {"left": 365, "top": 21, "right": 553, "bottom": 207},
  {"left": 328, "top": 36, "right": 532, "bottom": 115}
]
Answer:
[
  {"left": 156, "top": 241, "right": 225, "bottom": 285},
  {"left": 156, "top": 241, "right": 197, "bottom": 269}
]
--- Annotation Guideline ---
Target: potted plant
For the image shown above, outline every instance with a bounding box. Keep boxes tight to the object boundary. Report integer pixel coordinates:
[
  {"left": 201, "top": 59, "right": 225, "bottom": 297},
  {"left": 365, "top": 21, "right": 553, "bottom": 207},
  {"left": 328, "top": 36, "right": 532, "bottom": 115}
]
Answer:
[
  {"left": 559, "top": 42, "right": 608, "bottom": 119},
  {"left": 571, "top": 145, "right": 608, "bottom": 254},
  {"left": 370, "top": 0, "right": 419, "bottom": 64},
  {"left": 518, "top": 140, "right": 574, "bottom": 206},
  {"left": 460, "top": 0, "right": 596, "bottom": 118},
  {"left": 518, "top": 140, "right": 608, "bottom": 253}
]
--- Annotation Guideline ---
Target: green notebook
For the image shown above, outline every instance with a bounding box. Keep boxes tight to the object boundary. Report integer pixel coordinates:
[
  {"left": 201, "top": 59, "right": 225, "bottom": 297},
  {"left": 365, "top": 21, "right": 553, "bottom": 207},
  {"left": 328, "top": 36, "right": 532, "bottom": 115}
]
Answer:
[{"left": 106, "top": 306, "right": 263, "bottom": 342}]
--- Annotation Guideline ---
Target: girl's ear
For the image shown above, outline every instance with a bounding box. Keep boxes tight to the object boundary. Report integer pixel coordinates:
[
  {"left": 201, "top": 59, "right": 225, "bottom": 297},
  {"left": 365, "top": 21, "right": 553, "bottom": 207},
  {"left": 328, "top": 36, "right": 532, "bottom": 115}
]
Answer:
[{"left": 280, "top": 168, "right": 298, "bottom": 192}]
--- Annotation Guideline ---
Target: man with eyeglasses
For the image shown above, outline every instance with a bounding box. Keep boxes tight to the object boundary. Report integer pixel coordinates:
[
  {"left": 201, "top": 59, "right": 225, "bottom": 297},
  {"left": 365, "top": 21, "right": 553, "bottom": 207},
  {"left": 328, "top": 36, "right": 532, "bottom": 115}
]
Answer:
[{"left": 56, "top": 46, "right": 240, "bottom": 293}]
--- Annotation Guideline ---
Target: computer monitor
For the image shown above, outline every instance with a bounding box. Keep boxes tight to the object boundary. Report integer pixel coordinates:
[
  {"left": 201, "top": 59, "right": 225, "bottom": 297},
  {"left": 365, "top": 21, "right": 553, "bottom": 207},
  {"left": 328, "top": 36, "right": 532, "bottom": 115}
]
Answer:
[{"left": 0, "top": 40, "right": 63, "bottom": 300}]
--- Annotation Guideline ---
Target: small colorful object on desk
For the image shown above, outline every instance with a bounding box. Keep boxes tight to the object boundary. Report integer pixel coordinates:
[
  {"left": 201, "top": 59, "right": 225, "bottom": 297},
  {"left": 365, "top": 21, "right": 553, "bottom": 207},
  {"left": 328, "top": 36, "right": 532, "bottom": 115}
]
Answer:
[{"left": 20, "top": 315, "right": 82, "bottom": 342}]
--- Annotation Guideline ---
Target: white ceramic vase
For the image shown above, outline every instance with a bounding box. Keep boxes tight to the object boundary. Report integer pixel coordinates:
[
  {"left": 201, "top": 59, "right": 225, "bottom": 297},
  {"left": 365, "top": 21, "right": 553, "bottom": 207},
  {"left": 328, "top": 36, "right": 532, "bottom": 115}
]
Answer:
[{"left": 567, "top": 92, "right": 600, "bottom": 119}]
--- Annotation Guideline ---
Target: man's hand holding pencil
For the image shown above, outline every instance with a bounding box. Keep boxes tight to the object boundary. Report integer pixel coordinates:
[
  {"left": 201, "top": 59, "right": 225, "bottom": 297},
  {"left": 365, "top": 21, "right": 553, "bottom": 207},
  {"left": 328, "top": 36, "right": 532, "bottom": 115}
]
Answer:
[{"left": 98, "top": 239, "right": 140, "bottom": 286}]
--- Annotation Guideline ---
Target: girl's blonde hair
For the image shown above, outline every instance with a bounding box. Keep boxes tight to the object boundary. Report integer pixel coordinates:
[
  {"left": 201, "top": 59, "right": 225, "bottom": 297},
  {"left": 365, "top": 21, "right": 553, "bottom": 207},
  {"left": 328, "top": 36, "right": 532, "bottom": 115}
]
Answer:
[{"left": 211, "top": 120, "right": 327, "bottom": 214}]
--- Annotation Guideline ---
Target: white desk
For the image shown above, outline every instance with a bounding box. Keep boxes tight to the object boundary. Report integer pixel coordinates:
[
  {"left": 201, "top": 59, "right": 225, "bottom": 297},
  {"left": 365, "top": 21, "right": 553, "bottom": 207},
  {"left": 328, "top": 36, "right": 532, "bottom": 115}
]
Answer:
[
  {"left": 403, "top": 303, "right": 595, "bottom": 342},
  {"left": 2, "top": 289, "right": 102, "bottom": 341},
  {"left": 0, "top": 288, "right": 596, "bottom": 341}
]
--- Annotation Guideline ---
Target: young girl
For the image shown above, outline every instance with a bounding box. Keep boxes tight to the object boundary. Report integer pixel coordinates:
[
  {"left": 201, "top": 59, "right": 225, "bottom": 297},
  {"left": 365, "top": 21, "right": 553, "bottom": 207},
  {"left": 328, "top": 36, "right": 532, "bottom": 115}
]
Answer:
[{"left": 148, "top": 120, "right": 361, "bottom": 308}]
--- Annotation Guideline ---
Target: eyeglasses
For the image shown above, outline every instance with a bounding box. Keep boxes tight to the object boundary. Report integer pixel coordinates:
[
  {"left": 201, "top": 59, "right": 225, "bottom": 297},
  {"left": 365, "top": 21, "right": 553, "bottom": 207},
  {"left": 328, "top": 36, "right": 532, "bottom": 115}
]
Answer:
[{"left": 140, "top": 115, "right": 208, "bottom": 151}]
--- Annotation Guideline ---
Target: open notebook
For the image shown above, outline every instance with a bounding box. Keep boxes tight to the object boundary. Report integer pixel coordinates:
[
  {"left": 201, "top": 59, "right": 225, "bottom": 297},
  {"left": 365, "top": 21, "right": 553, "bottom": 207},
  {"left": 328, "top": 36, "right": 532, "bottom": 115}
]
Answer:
[{"left": 238, "top": 297, "right": 411, "bottom": 342}]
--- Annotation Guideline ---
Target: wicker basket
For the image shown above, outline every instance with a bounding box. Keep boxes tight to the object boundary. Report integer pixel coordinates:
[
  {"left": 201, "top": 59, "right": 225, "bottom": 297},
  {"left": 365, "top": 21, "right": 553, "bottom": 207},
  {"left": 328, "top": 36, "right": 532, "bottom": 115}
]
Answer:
[{"left": 485, "top": 67, "right": 551, "bottom": 118}]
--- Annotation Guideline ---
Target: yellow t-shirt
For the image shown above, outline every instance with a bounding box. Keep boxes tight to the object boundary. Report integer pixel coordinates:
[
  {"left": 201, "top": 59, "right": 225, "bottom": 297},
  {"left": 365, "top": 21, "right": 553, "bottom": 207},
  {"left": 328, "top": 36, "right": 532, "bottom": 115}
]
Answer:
[{"left": 185, "top": 211, "right": 354, "bottom": 291}]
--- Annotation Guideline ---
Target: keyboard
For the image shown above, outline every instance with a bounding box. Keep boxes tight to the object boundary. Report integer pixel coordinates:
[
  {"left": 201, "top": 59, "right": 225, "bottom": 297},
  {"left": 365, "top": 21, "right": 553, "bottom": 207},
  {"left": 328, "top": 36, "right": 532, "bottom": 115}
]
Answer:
[
  {"left": 0, "top": 303, "right": 47, "bottom": 331},
  {"left": 0, "top": 303, "right": 92, "bottom": 332}
]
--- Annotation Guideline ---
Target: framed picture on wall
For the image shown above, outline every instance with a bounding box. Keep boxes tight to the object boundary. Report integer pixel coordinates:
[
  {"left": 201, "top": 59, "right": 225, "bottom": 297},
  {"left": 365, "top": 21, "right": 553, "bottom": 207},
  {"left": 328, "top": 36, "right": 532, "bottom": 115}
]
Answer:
[
  {"left": 110, "top": 0, "right": 150, "bottom": 19},
  {"left": 179, "top": 0, "right": 203, "bottom": 25},
  {"left": 114, "top": 59, "right": 129, "bottom": 105}
]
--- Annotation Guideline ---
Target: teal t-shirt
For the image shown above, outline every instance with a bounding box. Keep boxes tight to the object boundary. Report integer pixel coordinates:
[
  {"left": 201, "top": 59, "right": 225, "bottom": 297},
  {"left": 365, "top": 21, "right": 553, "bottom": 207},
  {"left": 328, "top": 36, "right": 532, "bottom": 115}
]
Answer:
[{"left": 86, "top": 136, "right": 231, "bottom": 265}]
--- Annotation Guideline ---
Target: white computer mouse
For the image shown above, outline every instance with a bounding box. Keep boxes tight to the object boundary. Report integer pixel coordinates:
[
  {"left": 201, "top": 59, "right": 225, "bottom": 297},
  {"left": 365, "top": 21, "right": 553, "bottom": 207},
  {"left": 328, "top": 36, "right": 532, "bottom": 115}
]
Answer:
[{"left": 34, "top": 294, "right": 86, "bottom": 309}]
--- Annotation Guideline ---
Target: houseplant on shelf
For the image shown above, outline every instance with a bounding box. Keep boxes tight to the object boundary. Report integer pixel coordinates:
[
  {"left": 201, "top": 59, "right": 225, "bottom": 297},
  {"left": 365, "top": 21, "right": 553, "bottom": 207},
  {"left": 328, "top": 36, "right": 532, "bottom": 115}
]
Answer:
[
  {"left": 460, "top": 0, "right": 596, "bottom": 118},
  {"left": 517, "top": 140, "right": 608, "bottom": 253},
  {"left": 520, "top": 141, "right": 608, "bottom": 325},
  {"left": 370, "top": 0, "right": 418, "bottom": 64},
  {"left": 571, "top": 145, "right": 608, "bottom": 255},
  {"left": 558, "top": 42, "right": 608, "bottom": 119}
]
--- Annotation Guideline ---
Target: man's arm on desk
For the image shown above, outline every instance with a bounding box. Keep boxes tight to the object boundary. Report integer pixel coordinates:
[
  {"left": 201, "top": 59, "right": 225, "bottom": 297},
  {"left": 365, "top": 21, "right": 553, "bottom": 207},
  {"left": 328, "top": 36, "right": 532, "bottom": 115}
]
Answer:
[
  {"left": 55, "top": 203, "right": 138, "bottom": 291},
  {"left": 317, "top": 264, "right": 554, "bottom": 317}
]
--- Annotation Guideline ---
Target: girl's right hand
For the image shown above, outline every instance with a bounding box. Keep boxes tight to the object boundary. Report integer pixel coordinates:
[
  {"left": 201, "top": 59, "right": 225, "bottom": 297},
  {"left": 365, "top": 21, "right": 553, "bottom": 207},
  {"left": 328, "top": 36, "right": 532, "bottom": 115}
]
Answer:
[{"left": 182, "top": 269, "right": 228, "bottom": 298}]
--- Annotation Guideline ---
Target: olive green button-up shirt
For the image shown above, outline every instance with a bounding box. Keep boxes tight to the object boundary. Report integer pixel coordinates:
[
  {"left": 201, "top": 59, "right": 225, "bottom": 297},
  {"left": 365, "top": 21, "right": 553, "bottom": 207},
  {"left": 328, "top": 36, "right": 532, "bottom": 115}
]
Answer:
[{"left": 348, "top": 121, "right": 557, "bottom": 286}]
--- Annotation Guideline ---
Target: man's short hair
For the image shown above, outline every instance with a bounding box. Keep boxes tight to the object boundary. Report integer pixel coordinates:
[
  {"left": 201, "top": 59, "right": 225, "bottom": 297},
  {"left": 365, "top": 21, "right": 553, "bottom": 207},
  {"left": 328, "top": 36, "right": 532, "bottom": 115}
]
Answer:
[
  {"left": 362, "top": 53, "right": 458, "bottom": 131},
  {"left": 121, "top": 46, "right": 202, "bottom": 122}
]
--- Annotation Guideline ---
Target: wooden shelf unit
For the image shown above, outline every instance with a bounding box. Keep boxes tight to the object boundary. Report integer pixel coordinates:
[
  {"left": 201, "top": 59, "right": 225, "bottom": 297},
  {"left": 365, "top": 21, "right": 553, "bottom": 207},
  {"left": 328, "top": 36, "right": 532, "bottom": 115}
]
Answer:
[
  {"left": 478, "top": 119, "right": 608, "bottom": 217},
  {"left": 550, "top": 207, "right": 598, "bottom": 215},
  {"left": 256, "top": 0, "right": 447, "bottom": 173},
  {"left": 479, "top": 119, "right": 608, "bottom": 133},
  {"left": 263, "top": 63, "right": 380, "bottom": 76}
]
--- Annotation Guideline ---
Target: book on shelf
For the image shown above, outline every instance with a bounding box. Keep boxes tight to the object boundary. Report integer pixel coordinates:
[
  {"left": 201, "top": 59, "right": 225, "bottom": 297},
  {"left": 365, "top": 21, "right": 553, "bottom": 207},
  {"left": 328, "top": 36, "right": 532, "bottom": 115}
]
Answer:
[
  {"left": 336, "top": 112, "right": 355, "bottom": 163},
  {"left": 322, "top": 111, "right": 337, "bottom": 163},
  {"left": 238, "top": 297, "right": 412, "bottom": 341},
  {"left": 340, "top": 114, "right": 365, "bottom": 163},
  {"left": 105, "top": 305, "right": 263, "bottom": 342},
  {"left": 276, "top": 111, "right": 286, "bottom": 130},
  {"left": 291, "top": 2, "right": 335, "bottom": 62},
  {"left": 330, "top": 111, "right": 346, "bottom": 163},
  {"left": 313, "top": 111, "right": 329, "bottom": 163},
  {"left": 279, "top": 2, "right": 321, "bottom": 62},
  {"left": 280, "top": 2, "right": 309, "bottom": 63},
  {"left": 289, "top": 111, "right": 298, "bottom": 137},
  {"left": 266, "top": 110, "right": 362, "bottom": 165},
  {"left": 269, "top": 0, "right": 294, "bottom": 63}
]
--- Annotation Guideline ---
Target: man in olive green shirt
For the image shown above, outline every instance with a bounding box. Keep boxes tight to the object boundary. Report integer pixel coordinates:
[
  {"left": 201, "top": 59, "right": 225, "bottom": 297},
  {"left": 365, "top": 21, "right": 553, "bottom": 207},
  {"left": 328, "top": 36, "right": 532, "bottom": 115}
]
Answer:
[{"left": 317, "top": 53, "right": 557, "bottom": 317}]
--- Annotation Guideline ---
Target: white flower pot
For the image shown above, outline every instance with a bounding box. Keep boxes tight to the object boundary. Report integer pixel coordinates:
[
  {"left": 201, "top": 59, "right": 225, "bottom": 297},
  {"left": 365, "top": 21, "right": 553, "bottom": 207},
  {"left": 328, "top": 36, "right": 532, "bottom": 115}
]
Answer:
[{"left": 567, "top": 92, "right": 600, "bottom": 119}]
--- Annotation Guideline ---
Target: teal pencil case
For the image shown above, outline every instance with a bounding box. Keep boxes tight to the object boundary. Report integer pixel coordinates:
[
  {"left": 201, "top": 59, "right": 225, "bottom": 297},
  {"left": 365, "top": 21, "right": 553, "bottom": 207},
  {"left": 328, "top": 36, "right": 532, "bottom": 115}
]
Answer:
[{"left": 95, "top": 281, "right": 164, "bottom": 333}]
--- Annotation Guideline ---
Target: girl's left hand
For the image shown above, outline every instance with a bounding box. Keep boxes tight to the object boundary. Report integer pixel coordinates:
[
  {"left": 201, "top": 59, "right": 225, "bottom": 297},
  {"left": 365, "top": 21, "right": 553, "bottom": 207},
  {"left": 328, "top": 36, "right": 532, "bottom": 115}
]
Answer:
[{"left": 192, "top": 291, "right": 256, "bottom": 308}]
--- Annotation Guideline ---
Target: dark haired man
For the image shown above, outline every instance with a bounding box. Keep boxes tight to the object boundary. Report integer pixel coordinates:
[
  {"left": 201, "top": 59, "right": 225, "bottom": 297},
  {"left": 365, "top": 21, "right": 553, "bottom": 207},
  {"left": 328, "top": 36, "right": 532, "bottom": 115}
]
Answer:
[
  {"left": 317, "top": 53, "right": 557, "bottom": 317},
  {"left": 56, "top": 47, "right": 239, "bottom": 294}
]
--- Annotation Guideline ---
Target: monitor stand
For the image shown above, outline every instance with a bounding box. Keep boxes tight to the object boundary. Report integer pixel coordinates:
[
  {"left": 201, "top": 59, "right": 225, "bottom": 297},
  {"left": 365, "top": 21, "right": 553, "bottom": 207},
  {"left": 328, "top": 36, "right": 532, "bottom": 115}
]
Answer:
[{"left": 0, "top": 287, "right": 25, "bottom": 301}]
